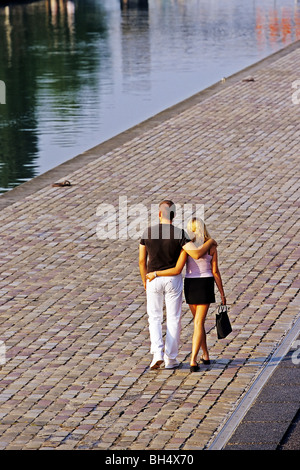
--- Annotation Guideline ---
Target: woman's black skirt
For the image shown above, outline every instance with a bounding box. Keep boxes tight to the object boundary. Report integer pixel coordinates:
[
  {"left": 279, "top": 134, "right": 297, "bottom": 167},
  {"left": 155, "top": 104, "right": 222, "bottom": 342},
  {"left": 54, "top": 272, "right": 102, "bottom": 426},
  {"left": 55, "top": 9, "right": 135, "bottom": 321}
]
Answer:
[{"left": 184, "top": 277, "right": 215, "bottom": 305}]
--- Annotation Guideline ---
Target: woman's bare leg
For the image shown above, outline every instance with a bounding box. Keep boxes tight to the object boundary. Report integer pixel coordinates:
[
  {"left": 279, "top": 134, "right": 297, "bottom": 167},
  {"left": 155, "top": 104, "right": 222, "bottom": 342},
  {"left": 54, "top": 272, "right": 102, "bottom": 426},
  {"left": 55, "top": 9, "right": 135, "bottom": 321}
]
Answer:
[
  {"left": 189, "top": 304, "right": 197, "bottom": 318},
  {"left": 189, "top": 304, "right": 210, "bottom": 366}
]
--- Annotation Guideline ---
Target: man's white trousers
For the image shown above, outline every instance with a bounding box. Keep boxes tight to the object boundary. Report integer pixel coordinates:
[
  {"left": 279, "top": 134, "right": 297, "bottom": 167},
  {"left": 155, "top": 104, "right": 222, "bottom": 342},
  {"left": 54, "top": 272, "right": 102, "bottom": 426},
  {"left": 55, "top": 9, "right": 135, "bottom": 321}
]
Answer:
[{"left": 146, "top": 275, "right": 183, "bottom": 362}]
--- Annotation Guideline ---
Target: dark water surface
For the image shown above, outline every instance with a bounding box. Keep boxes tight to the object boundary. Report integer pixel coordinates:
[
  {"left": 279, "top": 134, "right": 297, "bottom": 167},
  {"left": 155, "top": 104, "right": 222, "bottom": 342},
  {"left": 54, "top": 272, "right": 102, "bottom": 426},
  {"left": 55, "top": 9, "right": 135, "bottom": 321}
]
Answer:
[{"left": 0, "top": 0, "right": 299, "bottom": 192}]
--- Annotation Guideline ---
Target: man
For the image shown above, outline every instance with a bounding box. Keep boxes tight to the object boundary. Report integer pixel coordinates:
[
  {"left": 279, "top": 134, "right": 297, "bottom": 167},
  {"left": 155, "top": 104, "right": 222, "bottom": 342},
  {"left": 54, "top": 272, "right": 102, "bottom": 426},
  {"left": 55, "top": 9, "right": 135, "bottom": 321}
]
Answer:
[{"left": 139, "top": 200, "right": 217, "bottom": 370}]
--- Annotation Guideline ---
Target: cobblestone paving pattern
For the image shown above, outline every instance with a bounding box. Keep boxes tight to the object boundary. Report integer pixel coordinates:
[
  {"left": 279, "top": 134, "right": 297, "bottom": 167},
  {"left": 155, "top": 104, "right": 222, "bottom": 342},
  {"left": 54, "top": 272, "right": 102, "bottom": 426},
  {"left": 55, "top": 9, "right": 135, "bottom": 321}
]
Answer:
[{"left": 0, "top": 46, "right": 299, "bottom": 450}]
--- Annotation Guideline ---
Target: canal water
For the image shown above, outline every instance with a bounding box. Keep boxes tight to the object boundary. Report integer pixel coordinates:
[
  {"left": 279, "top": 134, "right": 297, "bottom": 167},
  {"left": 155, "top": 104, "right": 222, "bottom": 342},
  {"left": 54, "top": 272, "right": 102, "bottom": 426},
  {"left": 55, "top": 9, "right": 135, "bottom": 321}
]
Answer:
[{"left": 0, "top": 0, "right": 299, "bottom": 192}]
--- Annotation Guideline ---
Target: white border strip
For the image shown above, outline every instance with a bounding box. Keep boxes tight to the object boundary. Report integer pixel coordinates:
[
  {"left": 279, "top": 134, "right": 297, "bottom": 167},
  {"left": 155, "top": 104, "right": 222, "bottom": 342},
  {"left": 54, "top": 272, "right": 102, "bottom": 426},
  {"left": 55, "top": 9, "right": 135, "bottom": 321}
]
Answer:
[{"left": 208, "top": 315, "right": 300, "bottom": 450}]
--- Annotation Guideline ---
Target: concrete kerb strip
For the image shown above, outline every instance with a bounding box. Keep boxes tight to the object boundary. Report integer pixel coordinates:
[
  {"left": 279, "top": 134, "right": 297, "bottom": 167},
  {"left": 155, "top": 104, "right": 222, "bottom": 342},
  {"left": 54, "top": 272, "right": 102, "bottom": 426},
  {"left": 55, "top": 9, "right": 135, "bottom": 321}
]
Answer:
[
  {"left": 207, "top": 315, "right": 300, "bottom": 450},
  {"left": 1, "top": 39, "right": 300, "bottom": 211}
]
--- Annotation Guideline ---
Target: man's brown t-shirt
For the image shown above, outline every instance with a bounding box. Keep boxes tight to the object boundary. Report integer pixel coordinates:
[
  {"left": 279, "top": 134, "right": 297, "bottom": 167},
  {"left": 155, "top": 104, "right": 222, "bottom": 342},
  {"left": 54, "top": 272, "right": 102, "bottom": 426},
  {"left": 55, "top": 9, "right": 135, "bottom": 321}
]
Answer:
[{"left": 140, "top": 223, "right": 190, "bottom": 273}]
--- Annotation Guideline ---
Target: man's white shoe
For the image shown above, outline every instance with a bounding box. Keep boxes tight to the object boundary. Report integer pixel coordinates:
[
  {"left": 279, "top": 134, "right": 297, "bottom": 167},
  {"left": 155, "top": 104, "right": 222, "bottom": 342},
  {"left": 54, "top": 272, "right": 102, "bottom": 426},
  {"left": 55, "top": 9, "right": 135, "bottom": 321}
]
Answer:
[
  {"left": 150, "top": 356, "right": 163, "bottom": 370},
  {"left": 164, "top": 359, "right": 180, "bottom": 369}
]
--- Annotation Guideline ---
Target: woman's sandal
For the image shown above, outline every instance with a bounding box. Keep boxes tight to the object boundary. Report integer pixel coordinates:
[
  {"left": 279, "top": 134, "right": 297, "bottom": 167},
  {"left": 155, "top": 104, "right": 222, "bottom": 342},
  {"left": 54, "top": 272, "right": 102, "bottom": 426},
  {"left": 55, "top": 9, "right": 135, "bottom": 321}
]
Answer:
[
  {"left": 200, "top": 356, "right": 211, "bottom": 365},
  {"left": 190, "top": 363, "right": 200, "bottom": 372}
]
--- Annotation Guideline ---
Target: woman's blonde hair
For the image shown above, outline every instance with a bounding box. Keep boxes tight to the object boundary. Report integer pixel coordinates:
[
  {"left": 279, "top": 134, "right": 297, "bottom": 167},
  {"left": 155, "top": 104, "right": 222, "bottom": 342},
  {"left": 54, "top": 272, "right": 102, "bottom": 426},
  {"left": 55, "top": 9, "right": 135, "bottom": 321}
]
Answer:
[{"left": 187, "top": 217, "right": 211, "bottom": 245}]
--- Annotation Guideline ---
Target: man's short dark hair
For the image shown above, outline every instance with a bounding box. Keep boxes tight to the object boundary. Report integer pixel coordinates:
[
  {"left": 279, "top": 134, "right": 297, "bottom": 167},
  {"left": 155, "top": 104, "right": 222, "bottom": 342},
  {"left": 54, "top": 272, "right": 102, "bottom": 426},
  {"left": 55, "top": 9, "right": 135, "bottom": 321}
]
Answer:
[{"left": 159, "top": 200, "right": 176, "bottom": 221}]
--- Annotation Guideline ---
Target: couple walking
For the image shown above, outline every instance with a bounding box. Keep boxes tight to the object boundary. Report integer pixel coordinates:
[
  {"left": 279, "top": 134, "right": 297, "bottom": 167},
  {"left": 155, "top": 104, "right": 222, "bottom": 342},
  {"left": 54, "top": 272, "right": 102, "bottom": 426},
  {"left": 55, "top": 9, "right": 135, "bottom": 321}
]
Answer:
[{"left": 139, "top": 200, "right": 226, "bottom": 372}]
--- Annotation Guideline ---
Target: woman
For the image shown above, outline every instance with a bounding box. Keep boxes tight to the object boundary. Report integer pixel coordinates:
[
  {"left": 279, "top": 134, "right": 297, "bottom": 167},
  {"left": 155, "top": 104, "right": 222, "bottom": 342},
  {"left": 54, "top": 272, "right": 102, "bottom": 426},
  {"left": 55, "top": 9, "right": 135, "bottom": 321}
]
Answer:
[{"left": 146, "top": 218, "right": 226, "bottom": 372}]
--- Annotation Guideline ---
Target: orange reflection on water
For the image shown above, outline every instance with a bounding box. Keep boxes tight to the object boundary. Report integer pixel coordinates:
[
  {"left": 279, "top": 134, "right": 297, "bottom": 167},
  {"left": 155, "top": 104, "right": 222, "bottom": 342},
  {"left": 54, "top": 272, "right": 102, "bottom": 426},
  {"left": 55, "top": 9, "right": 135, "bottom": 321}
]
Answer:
[
  {"left": 281, "top": 8, "right": 292, "bottom": 43},
  {"left": 295, "top": 7, "right": 300, "bottom": 40},
  {"left": 256, "top": 5, "right": 300, "bottom": 50},
  {"left": 255, "top": 8, "right": 266, "bottom": 50},
  {"left": 269, "top": 9, "right": 280, "bottom": 45}
]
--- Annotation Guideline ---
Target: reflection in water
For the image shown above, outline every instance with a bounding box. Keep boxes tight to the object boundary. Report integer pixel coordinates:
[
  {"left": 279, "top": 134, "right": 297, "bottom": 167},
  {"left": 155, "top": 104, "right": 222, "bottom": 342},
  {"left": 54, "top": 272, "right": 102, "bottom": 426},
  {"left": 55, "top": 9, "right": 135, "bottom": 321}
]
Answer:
[
  {"left": 120, "top": 0, "right": 148, "bottom": 9},
  {"left": 0, "top": 0, "right": 299, "bottom": 193},
  {"left": 0, "top": 4, "right": 39, "bottom": 190},
  {"left": 121, "top": 2, "right": 150, "bottom": 95},
  {"left": 256, "top": 5, "right": 300, "bottom": 49},
  {"left": 0, "top": 0, "right": 108, "bottom": 191}
]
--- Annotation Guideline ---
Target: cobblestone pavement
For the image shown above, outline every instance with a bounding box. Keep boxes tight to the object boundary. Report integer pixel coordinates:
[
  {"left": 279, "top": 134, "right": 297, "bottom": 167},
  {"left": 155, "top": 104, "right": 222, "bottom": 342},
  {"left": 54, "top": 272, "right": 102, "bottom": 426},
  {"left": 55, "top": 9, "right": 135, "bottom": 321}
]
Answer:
[{"left": 0, "top": 43, "right": 299, "bottom": 450}]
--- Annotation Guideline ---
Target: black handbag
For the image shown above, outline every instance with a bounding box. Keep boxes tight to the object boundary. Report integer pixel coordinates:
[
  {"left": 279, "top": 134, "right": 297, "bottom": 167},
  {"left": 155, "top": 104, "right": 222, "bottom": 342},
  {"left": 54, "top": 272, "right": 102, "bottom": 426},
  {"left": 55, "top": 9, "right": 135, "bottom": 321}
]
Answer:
[{"left": 216, "top": 305, "right": 232, "bottom": 339}]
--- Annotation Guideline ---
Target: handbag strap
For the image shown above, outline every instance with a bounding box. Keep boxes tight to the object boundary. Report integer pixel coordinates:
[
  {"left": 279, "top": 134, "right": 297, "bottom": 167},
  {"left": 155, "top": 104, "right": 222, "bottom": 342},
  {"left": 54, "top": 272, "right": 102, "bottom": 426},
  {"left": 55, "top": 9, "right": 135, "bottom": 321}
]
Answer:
[{"left": 218, "top": 304, "right": 227, "bottom": 314}]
